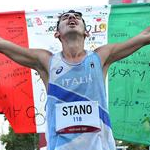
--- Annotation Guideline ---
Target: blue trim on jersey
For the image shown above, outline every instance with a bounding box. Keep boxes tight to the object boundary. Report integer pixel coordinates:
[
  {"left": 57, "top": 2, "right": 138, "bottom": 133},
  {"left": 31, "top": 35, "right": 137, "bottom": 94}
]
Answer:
[
  {"left": 48, "top": 83, "right": 111, "bottom": 128},
  {"left": 48, "top": 83, "right": 90, "bottom": 102}
]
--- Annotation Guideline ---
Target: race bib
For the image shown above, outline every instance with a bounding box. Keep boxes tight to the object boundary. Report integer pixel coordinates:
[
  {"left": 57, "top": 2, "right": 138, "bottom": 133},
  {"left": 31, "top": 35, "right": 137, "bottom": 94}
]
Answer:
[{"left": 55, "top": 101, "right": 101, "bottom": 134}]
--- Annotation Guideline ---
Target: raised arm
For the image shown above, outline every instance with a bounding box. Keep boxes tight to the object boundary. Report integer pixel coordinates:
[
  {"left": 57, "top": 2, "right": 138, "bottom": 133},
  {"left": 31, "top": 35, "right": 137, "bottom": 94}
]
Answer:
[
  {"left": 0, "top": 38, "right": 52, "bottom": 87},
  {"left": 97, "top": 27, "right": 150, "bottom": 65},
  {"left": 95, "top": 27, "right": 150, "bottom": 78}
]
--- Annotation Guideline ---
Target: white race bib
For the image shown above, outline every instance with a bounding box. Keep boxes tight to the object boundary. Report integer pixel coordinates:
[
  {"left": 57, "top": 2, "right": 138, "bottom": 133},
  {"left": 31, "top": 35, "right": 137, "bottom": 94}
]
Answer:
[{"left": 55, "top": 101, "right": 101, "bottom": 134}]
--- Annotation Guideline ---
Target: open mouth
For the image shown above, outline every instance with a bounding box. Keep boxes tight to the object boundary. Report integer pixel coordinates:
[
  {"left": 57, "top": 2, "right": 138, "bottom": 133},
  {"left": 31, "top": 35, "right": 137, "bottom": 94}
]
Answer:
[
  {"left": 68, "top": 20, "right": 77, "bottom": 27},
  {"left": 69, "top": 21, "right": 76, "bottom": 25}
]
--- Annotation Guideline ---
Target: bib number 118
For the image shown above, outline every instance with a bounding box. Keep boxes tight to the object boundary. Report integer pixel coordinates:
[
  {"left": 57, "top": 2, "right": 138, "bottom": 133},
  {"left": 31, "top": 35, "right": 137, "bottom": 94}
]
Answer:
[{"left": 73, "top": 116, "right": 82, "bottom": 122}]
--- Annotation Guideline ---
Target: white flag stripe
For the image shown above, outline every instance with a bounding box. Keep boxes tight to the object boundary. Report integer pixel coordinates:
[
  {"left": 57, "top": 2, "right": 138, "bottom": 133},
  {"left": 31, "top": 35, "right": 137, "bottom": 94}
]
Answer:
[{"left": 25, "top": 5, "right": 111, "bottom": 133}]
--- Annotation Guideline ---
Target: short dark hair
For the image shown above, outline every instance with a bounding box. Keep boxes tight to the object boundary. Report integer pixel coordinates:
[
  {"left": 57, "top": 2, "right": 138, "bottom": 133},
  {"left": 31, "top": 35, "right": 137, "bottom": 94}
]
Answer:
[{"left": 56, "top": 10, "right": 87, "bottom": 31}]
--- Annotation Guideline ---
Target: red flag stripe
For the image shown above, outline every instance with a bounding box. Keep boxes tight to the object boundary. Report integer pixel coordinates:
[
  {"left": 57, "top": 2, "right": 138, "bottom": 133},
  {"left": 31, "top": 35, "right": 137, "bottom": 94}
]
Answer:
[{"left": 0, "top": 11, "right": 36, "bottom": 133}]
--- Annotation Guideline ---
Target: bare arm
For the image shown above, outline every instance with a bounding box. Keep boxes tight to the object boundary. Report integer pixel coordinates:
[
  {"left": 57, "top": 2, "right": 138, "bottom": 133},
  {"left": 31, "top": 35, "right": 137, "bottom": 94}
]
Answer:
[
  {"left": 0, "top": 38, "right": 52, "bottom": 87},
  {"left": 95, "top": 27, "right": 150, "bottom": 77}
]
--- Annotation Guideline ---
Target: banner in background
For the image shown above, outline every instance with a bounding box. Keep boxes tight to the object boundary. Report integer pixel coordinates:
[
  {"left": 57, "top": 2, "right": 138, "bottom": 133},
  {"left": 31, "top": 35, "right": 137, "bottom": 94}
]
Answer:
[
  {"left": 1, "top": 3, "right": 150, "bottom": 146},
  {"left": 108, "top": 3, "right": 150, "bottom": 145},
  {"left": 0, "top": 11, "right": 36, "bottom": 133},
  {"left": 0, "top": 6, "right": 110, "bottom": 133},
  {"left": 26, "top": 5, "right": 110, "bottom": 133}
]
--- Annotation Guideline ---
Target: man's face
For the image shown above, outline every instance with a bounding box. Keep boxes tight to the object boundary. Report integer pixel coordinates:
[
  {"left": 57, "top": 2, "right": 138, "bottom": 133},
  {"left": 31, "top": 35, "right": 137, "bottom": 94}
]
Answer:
[{"left": 56, "top": 12, "right": 87, "bottom": 39}]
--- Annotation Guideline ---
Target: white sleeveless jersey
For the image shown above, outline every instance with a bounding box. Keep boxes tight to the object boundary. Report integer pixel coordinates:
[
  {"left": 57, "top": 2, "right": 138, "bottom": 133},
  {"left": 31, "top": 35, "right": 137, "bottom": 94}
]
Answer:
[{"left": 45, "top": 51, "right": 116, "bottom": 150}]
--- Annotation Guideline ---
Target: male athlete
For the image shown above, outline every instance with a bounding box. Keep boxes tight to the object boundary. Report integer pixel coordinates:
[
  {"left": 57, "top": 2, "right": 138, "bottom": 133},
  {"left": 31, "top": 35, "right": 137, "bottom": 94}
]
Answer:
[{"left": 0, "top": 10, "right": 150, "bottom": 150}]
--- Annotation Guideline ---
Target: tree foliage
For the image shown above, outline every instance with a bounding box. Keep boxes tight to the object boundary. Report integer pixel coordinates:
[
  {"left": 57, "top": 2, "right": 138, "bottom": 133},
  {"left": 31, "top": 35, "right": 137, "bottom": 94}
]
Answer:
[
  {"left": 116, "top": 140, "right": 149, "bottom": 150},
  {"left": 123, "top": 142, "right": 148, "bottom": 150},
  {"left": 1, "top": 126, "right": 149, "bottom": 150},
  {"left": 0, "top": 126, "right": 39, "bottom": 150}
]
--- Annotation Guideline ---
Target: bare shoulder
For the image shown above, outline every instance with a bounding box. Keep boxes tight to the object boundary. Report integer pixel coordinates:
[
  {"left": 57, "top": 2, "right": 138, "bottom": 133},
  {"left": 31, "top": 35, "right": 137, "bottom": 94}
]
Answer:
[
  {"left": 36, "top": 49, "right": 53, "bottom": 71},
  {"left": 94, "top": 44, "right": 116, "bottom": 79},
  {"left": 94, "top": 44, "right": 115, "bottom": 67},
  {"left": 34, "top": 49, "right": 53, "bottom": 88}
]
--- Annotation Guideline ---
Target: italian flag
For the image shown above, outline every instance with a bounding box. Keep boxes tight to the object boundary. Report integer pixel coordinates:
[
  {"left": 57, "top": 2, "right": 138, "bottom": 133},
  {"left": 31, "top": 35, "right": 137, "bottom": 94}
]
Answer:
[{"left": 0, "top": 3, "right": 150, "bottom": 148}]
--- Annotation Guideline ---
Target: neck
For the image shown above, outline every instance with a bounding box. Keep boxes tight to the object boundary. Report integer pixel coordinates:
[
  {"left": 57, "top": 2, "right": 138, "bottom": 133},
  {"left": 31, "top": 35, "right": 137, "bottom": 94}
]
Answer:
[{"left": 61, "top": 34, "right": 86, "bottom": 63}]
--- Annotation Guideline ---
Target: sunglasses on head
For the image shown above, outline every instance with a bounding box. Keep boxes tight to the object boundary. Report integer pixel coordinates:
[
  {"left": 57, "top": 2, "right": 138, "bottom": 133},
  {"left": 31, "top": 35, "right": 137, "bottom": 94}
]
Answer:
[{"left": 59, "top": 10, "right": 82, "bottom": 20}]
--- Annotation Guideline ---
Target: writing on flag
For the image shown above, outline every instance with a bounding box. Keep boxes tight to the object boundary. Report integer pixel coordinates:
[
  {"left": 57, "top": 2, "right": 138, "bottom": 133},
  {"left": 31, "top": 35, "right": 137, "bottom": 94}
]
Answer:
[
  {"left": 0, "top": 6, "right": 110, "bottom": 133},
  {"left": 108, "top": 3, "right": 150, "bottom": 145},
  {"left": 0, "top": 11, "right": 36, "bottom": 133},
  {"left": 1, "top": 4, "right": 150, "bottom": 147}
]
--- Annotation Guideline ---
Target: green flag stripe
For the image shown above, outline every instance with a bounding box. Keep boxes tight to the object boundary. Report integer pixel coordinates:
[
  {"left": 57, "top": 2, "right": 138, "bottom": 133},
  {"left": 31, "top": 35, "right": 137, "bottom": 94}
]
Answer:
[{"left": 108, "top": 3, "right": 150, "bottom": 145}]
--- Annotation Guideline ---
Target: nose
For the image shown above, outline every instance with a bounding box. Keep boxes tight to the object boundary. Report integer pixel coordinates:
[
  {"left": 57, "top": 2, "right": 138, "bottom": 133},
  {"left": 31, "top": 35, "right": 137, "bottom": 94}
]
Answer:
[{"left": 68, "top": 14, "right": 76, "bottom": 20}]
